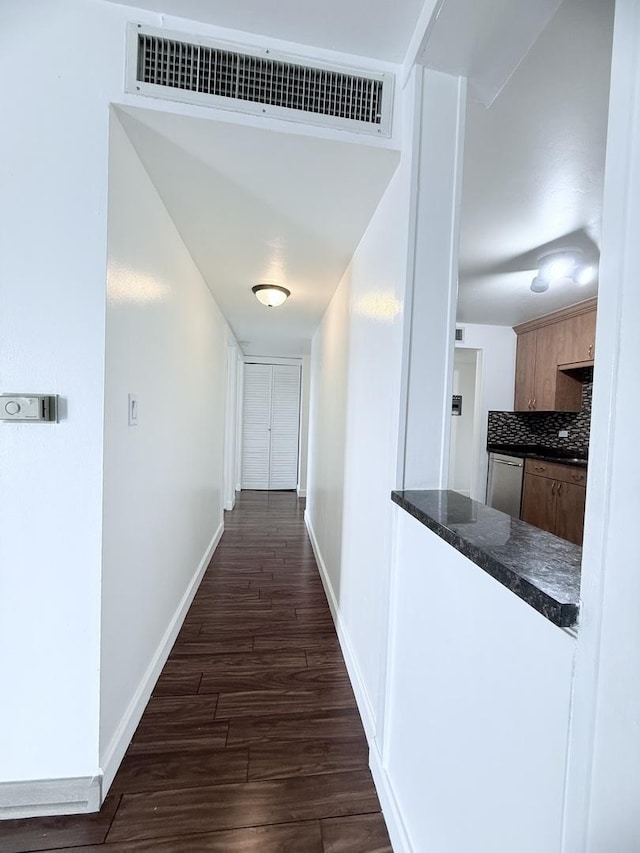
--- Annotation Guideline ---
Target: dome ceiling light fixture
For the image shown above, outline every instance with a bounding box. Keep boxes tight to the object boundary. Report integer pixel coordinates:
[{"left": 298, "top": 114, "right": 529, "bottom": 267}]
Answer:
[
  {"left": 530, "top": 248, "right": 598, "bottom": 294},
  {"left": 252, "top": 284, "right": 291, "bottom": 307}
]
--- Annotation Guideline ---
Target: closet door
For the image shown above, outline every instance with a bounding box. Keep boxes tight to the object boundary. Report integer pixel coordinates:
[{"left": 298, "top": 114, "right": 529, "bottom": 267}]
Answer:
[
  {"left": 241, "top": 364, "right": 272, "bottom": 489},
  {"left": 241, "top": 364, "right": 301, "bottom": 490},
  {"left": 269, "top": 366, "right": 301, "bottom": 489}
]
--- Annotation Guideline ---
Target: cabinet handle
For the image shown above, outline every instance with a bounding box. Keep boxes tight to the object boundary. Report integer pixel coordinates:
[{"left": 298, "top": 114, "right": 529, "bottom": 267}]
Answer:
[
  {"left": 532, "top": 399, "right": 536, "bottom": 409},
  {"left": 527, "top": 399, "right": 532, "bottom": 409},
  {"left": 572, "top": 472, "right": 584, "bottom": 481},
  {"left": 534, "top": 465, "right": 546, "bottom": 471},
  {"left": 557, "top": 482, "right": 563, "bottom": 496},
  {"left": 588, "top": 344, "right": 594, "bottom": 358},
  {"left": 551, "top": 481, "right": 556, "bottom": 495}
]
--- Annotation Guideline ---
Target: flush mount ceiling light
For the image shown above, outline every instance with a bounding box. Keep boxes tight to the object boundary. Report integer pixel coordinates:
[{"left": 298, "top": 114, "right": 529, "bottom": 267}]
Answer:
[
  {"left": 530, "top": 249, "right": 598, "bottom": 294},
  {"left": 252, "top": 284, "right": 291, "bottom": 307}
]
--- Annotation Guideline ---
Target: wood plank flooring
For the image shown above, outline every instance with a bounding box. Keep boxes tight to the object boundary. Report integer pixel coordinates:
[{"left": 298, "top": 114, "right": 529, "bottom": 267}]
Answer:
[{"left": 0, "top": 490, "right": 392, "bottom": 853}]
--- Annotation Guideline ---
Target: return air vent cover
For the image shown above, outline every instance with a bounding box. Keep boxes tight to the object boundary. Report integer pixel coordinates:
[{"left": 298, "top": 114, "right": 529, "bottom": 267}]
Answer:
[
  {"left": 455, "top": 327, "right": 465, "bottom": 342},
  {"left": 126, "top": 24, "right": 394, "bottom": 137}
]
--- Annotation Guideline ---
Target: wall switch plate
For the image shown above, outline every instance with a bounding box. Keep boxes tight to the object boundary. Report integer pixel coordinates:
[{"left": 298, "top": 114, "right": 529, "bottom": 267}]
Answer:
[
  {"left": 128, "top": 394, "right": 139, "bottom": 426},
  {"left": 0, "top": 394, "right": 57, "bottom": 422},
  {"left": 559, "top": 429, "right": 569, "bottom": 438}
]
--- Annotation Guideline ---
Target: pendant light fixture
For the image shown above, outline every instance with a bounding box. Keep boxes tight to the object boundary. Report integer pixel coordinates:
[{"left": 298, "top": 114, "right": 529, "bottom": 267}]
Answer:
[{"left": 252, "top": 284, "right": 291, "bottom": 307}]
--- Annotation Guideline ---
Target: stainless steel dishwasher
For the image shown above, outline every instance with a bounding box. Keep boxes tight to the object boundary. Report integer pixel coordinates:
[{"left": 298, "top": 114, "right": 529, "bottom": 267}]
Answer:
[{"left": 486, "top": 453, "right": 524, "bottom": 517}]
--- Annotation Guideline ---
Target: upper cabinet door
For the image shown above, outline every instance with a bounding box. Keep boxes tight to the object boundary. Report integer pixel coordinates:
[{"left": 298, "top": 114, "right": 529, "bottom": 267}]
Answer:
[
  {"left": 533, "top": 323, "right": 562, "bottom": 411},
  {"left": 513, "top": 298, "right": 596, "bottom": 413},
  {"left": 558, "top": 309, "right": 597, "bottom": 366},
  {"left": 514, "top": 330, "right": 537, "bottom": 411}
]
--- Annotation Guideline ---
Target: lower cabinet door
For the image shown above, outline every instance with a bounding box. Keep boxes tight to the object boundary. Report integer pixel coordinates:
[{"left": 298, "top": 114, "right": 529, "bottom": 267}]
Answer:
[
  {"left": 555, "top": 481, "right": 587, "bottom": 545},
  {"left": 521, "top": 473, "right": 556, "bottom": 535}
]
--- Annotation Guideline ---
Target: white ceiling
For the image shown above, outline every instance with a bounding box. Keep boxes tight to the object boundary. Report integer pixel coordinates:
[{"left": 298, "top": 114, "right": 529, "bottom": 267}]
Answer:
[
  {"left": 419, "top": 0, "right": 563, "bottom": 106},
  {"left": 108, "top": 0, "right": 615, "bottom": 338},
  {"left": 456, "top": 0, "right": 615, "bottom": 326},
  {"left": 117, "top": 106, "right": 399, "bottom": 355},
  {"left": 106, "top": 0, "right": 425, "bottom": 62}
]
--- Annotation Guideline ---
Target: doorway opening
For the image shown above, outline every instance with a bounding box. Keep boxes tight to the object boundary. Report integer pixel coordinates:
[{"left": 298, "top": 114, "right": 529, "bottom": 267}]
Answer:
[{"left": 448, "top": 347, "right": 481, "bottom": 498}]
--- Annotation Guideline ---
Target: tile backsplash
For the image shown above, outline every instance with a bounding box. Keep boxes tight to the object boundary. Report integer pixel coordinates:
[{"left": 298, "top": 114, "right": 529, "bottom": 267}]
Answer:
[{"left": 487, "top": 369, "right": 592, "bottom": 453}]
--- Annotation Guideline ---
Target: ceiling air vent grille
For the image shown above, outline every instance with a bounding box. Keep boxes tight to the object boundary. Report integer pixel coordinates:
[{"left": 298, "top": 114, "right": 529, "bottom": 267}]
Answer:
[
  {"left": 126, "top": 25, "right": 393, "bottom": 137},
  {"left": 455, "top": 327, "right": 465, "bottom": 342}
]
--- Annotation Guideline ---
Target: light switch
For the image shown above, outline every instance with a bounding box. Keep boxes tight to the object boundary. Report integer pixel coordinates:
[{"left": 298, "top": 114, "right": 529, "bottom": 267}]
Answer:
[
  {"left": 0, "top": 395, "right": 57, "bottom": 422},
  {"left": 128, "top": 393, "right": 139, "bottom": 426}
]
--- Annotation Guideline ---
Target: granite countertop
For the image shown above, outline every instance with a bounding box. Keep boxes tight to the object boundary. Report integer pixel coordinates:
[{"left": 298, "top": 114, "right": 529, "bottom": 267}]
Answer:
[
  {"left": 391, "top": 489, "right": 581, "bottom": 628},
  {"left": 487, "top": 443, "right": 588, "bottom": 469}
]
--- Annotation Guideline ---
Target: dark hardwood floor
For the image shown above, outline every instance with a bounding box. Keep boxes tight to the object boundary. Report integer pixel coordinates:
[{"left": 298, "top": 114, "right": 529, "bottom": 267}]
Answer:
[{"left": 0, "top": 491, "right": 392, "bottom": 853}]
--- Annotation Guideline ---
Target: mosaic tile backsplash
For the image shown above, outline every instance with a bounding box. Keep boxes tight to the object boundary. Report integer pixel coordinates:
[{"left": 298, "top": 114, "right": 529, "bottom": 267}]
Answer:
[{"left": 487, "top": 369, "right": 593, "bottom": 454}]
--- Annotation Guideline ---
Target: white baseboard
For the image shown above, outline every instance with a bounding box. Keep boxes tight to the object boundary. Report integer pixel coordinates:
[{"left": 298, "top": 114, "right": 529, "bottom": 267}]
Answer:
[
  {"left": 297, "top": 487, "right": 307, "bottom": 498},
  {"left": 99, "top": 521, "right": 224, "bottom": 796},
  {"left": 369, "top": 741, "right": 414, "bottom": 853},
  {"left": 0, "top": 775, "right": 101, "bottom": 820},
  {"left": 304, "top": 510, "right": 414, "bottom": 852},
  {"left": 304, "top": 511, "right": 375, "bottom": 741},
  {"left": 224, "top": 498, "right": 235, "bottom": 511}
]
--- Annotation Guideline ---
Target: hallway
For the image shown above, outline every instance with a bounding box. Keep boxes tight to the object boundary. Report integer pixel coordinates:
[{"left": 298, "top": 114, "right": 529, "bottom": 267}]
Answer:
[{"left": 1, "top": 491, "right": 391, "bottom": 852}]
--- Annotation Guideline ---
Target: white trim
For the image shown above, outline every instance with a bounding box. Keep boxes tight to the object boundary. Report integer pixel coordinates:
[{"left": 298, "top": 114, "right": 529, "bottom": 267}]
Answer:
[
  {"left": 401, "top": 0, "right": 444, "bottom": 88},
  {"left": 99, "top": 522, "right": 224, "bottom": 796},
  {"left": 304, "top": 510, "right": 375, "bottom": 741},
  {"left": 243, "top": 355, "right": 303, "bottom": 366},
  {"left": 369, "top": 741, "right": 414, "bottom": 853},
  {"left": 0, "top": 776, "right": 101, "bottom": 821},
  {"left": 296, "top": 487, "right": 306, "bottom": 498},
  {"left": 223, "top": 343, "right": 239, "bottom": 513}
]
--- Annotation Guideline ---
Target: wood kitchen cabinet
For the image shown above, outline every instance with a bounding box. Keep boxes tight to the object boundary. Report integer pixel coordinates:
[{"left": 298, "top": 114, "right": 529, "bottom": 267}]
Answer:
[
  {"left": 514, "top": 329, "right": 537, "bottom": 411},
  {"left": 558, "top": 306, "right": 597, "bottom": 366},
  {"left": 521, "top": 459, "right": 587, "bottom": 545},
  {"left": 513, "top": 297, "right": 596, "bottom": 412},
  {"left": 514, "top": 324, "right": 582, "bottom": 412}
]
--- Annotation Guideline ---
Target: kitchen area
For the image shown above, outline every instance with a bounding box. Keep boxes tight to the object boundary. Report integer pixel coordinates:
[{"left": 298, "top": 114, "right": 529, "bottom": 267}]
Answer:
[
  {"left": 486, "top": 296, "right": 596, "bottom": 545},
  {"left": 446, "top": 0, "right": 611, "bottom": 551}
]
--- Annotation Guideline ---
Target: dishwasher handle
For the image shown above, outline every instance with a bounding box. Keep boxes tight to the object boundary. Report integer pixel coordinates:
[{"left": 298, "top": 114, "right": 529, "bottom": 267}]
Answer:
[{"left": 493, "top": 459, "right": 523, "bottom": 467}]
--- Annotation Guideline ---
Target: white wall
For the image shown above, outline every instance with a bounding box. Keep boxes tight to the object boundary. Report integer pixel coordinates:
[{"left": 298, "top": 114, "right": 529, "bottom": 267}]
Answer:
[
  {"left": 297, "top": 354, "right": 311, "bottom": 497},
  {"left": 306, "top": 110, "right": 406, "bottom": 737},
  {"left": 306, "top": 283, "right": 351, "bottom": 599},
  {"left": 224, "top": 341, "right": 241, "bottom": 511},
  {"left": 384, "top": 509, "right": 576, "bottom": 853},
  {"left": 0, "top": 0, "right": 127, "bottom": 792},
  {"left": 562, "top": 2, "right": 640, "bottom": 848},
  {"left": 455, "top": 324, "right": 517, "bottom": 500},
  {"left": 100, "top": 113, "right": 230, "bottom": 789}
]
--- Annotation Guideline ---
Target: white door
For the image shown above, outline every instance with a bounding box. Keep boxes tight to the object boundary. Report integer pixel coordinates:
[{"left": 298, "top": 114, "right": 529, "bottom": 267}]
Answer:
[{"left": 241, "top": 363, "right": 301, "bottom": 490}]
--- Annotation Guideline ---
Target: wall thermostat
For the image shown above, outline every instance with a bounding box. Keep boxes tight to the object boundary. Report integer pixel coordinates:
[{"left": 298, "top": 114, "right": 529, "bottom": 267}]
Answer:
[
  {"left": 0, "top": 395, "right": 58, "bottom": 422},
  {"left": 452, "top": 395, "right": 462, "bottom": 416}
]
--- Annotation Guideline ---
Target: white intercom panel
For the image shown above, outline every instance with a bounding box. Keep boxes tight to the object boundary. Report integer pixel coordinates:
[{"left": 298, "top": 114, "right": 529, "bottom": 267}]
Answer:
[{"left": 0, "top": 395, "right": 57, "bottom": 422}]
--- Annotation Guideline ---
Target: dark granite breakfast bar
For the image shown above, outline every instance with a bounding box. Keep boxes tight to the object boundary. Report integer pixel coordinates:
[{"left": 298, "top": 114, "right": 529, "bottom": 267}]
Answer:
[{"left": 391, "top": 489, "right": 581, "bottom": 628}]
